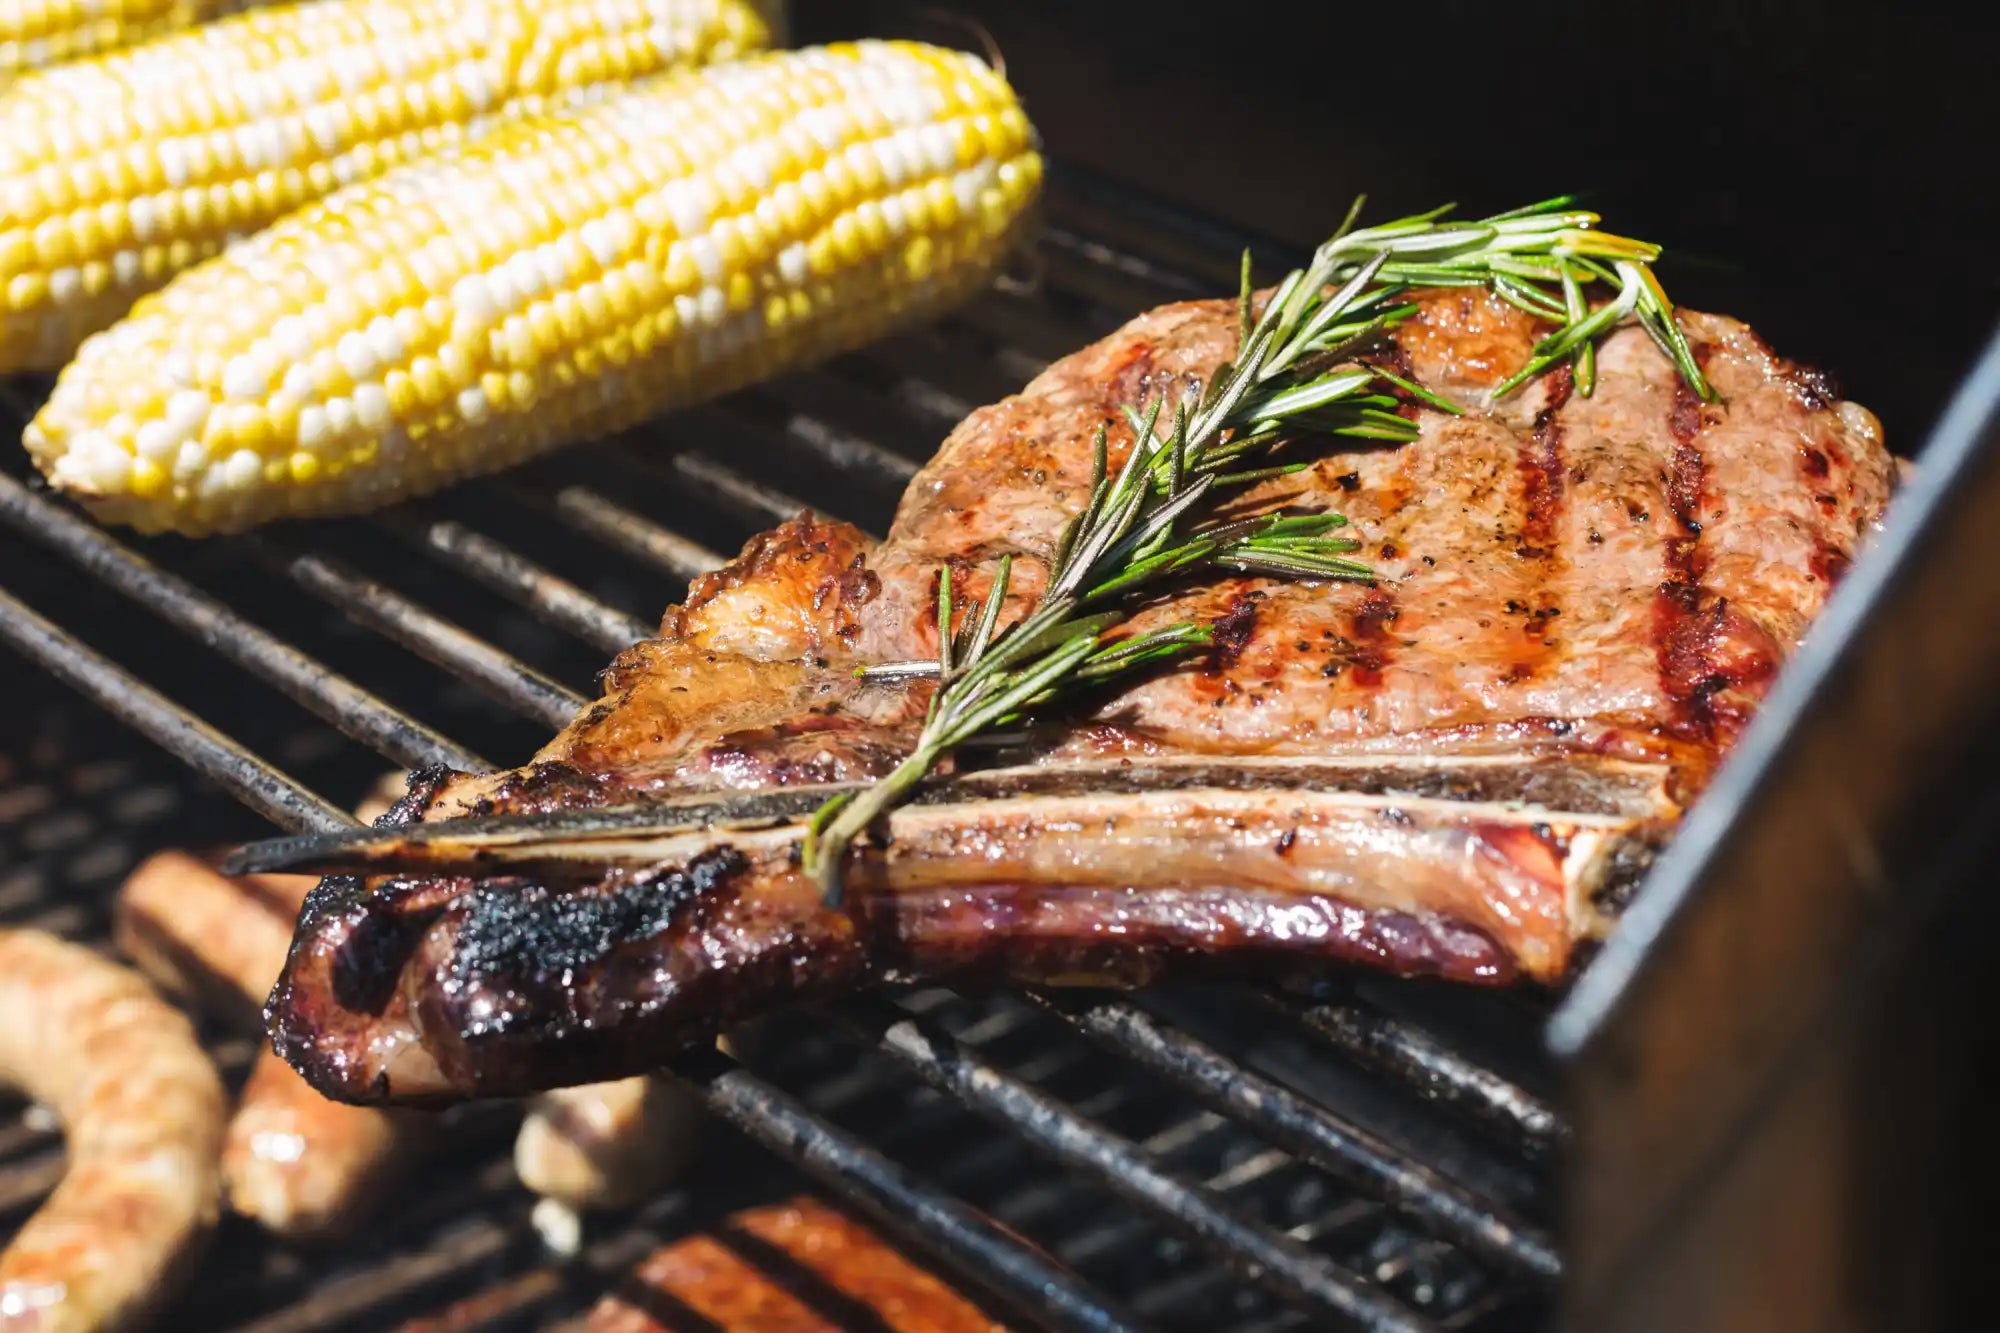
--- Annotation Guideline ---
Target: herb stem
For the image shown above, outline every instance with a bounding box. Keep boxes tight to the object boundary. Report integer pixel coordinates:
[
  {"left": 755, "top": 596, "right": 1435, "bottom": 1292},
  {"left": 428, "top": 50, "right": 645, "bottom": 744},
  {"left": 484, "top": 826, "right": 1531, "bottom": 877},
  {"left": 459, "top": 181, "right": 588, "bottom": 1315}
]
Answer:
[{"left": 806, "top": 195, "right": 1710, "bottom": 904}]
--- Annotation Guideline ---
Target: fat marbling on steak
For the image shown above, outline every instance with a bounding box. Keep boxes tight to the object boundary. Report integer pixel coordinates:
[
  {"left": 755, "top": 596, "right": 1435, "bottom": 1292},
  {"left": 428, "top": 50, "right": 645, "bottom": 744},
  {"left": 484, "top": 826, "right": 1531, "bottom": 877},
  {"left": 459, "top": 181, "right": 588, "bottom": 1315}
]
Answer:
[{"left": 268, "top": 288, "right": 1895, "bottom": 1105}]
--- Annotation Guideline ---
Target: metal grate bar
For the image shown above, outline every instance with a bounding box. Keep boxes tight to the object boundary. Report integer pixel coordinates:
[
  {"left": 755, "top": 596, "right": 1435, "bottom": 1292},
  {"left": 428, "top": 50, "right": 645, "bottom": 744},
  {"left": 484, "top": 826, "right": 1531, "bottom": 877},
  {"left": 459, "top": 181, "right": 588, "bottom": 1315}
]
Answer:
[
  {"left": 326, "top": 492, "right": 1560, "bottom": 1278},
  {"left": 218, "top": 510, "right": 1502, "bottom": 1324},
  {"left": 1059, "top": 1137, "right": 1379, "bottom": 1270},
  {"left": 19, "top": 483, "right": 1499, "bottom": 1333},
  {"left": 0, "top": 475, "right": 486, "bottom": 774},
  {"left": 395, "top": 1220, "right": 674, "bottom": 1333},
  {"left": 715, "top": 388, "right": 923, "bottom": 486},
  {"left": 521, "top": 481, "right": 727, "bottom": 583},
  {"left": 310, "top": 450, "right": 1556, "bottom": 1310},
  {"left": 1441, "top": 1294, "right": 1525, "bottom": 1332},
  {"left": 831, "top": 999, "right": 1438, "bottom": 1333},
  {"left": 677, "top": 1047, "right": 1153, "bottom": 1333},
  {"left": 0, "top": 171, "right": 1566, "bottom": 1330},
  {"left": 884, "top": 315, "right": 1052, "bottom": 390},
  {"left": 657, "top": 449, "right": 823, "bottom": 529},
  {"left": 841, "top": 339, "right": 992, "bottom": 427},
  {"left": 997, "top": 1135, "right": 1403, "bottom": 1322},
  {"left": 375, "top": 506, "right": 652, "bottom": 657},
  {"left": 0, "top": 585, "right": 349, "bottom": 833},
  {"left": 1041, "top": 162, "right": 1297, "bottom": 279},
  {"left": 1040, "top": 223, "right": 1218, "bottom": 301},
  {"left": 1033, "top": 993, "right": 1560, "bottom": 1281},
  {"left": 1, "top": 633, "right": 1138, "bottom": 1331},
  {"left": 234, "top": 1214, "right": 521, "bottom": 1333},
  {"left": 1273, "top": 991, "right": 1565, "bottom": 1156},
  {"left": 255, "top": 540, "right": 585, "bottom": 731}
]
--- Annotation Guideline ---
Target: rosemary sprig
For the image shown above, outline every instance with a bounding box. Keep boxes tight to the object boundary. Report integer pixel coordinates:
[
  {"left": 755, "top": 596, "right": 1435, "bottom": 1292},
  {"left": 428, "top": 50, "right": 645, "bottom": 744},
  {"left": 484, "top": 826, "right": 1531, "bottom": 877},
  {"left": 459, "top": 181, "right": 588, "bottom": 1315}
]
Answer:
[{"left": 802, "top": 196, "right": 1709, "bottom": 904}]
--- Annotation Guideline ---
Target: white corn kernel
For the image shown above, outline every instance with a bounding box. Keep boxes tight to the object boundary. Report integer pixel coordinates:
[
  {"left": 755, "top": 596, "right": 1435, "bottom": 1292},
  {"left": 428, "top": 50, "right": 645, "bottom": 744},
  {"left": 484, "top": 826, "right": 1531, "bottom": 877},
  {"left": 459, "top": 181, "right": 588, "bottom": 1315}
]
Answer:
[
  {"left": 353, "top": 384, "right": 392, "bottom": 432},
  {"left": 0, "top": 0, "right": 775, "bottom": 372},
  {"left": 26, "top": 42, "right": 1043, "bottom": 535},
  {"left": 296, "top": 404, "right": 329, "bottom": 451}
]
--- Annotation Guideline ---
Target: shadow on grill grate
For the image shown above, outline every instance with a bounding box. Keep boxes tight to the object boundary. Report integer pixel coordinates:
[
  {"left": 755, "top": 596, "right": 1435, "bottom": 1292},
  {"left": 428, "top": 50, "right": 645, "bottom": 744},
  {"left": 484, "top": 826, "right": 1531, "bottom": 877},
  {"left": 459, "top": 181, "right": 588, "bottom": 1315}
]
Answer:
[{"left": 2, "top": 164, "right": 1563, "bottom": 1332}]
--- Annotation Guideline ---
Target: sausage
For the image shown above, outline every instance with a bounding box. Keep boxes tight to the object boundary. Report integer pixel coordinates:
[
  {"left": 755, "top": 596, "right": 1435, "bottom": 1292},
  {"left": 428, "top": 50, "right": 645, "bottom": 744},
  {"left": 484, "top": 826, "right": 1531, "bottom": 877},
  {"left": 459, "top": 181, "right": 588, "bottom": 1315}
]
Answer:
[
  {"left": 112, "top": 851, "right": 311, "bottom": 1020},
  {"left": 223, "top": 1053, "right": 423, "bottom": 1243},
  {"left": 0, "top": 929, "right": 227, "bottom": 1333},
  {"left": 515, "top": 1021, "right": 769, "bottom": 1232},
  {"left": 513, "top": 1075, "right": 703, "bottom": 1213},
  {"left": 112, "top": 849, "right": 428, "bottom": 1244},
  {"left": 583, "top": 1194, "right": 1007, "bottom": 1332}
]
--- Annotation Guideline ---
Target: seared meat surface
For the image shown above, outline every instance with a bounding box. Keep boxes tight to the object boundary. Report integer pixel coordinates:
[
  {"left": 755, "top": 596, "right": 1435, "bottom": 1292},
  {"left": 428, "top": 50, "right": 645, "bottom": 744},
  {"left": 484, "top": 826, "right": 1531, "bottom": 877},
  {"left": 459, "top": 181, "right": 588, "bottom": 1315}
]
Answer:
[{"left": 270, "top": 289, "right": 1895, "bottom": 1105}]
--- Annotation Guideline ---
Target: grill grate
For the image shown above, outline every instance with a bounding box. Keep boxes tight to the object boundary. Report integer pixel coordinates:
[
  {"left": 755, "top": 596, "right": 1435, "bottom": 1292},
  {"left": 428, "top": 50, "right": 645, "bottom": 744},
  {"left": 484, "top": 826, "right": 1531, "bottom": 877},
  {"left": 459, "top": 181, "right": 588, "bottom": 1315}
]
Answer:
[{"left": 0, "top": 164, "right": 1562, "bottom": 1332}]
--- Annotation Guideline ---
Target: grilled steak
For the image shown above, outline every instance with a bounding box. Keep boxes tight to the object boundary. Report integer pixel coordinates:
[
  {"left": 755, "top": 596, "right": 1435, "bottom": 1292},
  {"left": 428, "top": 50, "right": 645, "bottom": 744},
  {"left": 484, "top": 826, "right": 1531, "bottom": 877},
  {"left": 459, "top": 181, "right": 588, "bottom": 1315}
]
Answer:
[{"left": 269, "top": 288, "right": 1895, "bottom": 1105}]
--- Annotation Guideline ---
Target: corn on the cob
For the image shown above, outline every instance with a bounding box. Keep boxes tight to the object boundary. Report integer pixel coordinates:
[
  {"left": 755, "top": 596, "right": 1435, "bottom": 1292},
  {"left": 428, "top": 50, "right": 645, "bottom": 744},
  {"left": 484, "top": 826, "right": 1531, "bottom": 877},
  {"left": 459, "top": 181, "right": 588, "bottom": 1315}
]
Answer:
[
  {"left": 27, "top": 40, "right": 1043, "bottom": 535},
  {"left": 0, "top": 0, "right": 773, "bottom": 372},
  {"left": 1, "top": 0, "right": 261, "bottom": 80}
]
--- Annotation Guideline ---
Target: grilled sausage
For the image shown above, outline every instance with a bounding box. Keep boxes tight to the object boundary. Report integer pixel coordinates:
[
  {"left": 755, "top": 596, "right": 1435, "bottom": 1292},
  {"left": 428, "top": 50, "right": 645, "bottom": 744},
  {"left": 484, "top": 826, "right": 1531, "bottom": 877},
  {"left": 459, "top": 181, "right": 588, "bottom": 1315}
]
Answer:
[
  {"left": 518, "top": 1064, "right": 717, "bottom": 1255},
  {"left": 515, "top": 1023, "right": 768, "bottom": 1225},
  {"left": 583, "top": 1194, "right": 1007, "bottom": 1332},
  {"left": 112, "top": 849, "right": 427, "bottom": 1244},
  {"left": 516, "top": 1075, "right": 702, "bottom": 1213},
  {"left": 113, "top": 850, "right": 312, "bottom": 1016},
  {"left": 0, "top": 929, "right": 227, "bottom": 1333},
  {"left": 223, "top": 1052, "right": 423, "bottom": 1243}
]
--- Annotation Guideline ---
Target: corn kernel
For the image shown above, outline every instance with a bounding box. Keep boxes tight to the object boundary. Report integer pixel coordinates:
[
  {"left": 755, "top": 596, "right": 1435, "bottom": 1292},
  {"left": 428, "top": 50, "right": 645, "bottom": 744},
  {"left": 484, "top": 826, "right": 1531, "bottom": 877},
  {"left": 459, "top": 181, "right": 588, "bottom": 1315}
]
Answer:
[
  {"left": 0, "top": 0, "right": 775, "bottom": 372},
  {"left": 26, "top": 42, "right": 1042, "bottom": 535},
  {"left": 3, "top": 0, "right": 259, "bottom": 79}
]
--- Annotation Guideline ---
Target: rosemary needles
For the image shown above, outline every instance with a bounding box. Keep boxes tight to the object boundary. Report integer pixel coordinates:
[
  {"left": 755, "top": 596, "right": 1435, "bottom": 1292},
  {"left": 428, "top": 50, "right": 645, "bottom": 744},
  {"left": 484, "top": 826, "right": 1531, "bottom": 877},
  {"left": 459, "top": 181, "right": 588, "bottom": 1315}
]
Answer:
[{"left": 803, "top": 195, "right": 1708, "bottom": 904}]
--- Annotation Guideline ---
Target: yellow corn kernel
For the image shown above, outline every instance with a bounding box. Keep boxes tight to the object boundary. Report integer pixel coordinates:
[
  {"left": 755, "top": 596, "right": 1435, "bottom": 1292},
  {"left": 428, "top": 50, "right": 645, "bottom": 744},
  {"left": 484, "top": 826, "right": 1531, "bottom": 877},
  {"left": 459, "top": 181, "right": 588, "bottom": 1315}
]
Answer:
[
  {"left": 0, "top": 0, "right": 773, "bottom": 372},
  {"left": 1, "top": 0, "right": 266, "bottom": 80},
  {"left": 28, "top": 41, "right": 1042, "bottom": 537}
]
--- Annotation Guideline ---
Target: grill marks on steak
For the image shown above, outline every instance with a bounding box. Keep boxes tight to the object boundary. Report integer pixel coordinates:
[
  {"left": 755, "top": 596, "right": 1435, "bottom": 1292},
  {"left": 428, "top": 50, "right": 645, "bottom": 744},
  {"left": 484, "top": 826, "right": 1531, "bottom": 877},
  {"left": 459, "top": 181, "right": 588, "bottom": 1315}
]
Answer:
[
  {"left": 1656, "top": 374, "right": 1722, "bottom": 734},
  {"left": 1517, "top": 362, "right": 1574, "bottom": 561},
  {"left": 1506, "top": 364, "right": 1574, "bottom": 685},
  {"left": 268, "top": 289, "right": 1896, "bottom": 1105},
  {"left": 913, "top": 292, "right": 1892, "bottom": 762}
]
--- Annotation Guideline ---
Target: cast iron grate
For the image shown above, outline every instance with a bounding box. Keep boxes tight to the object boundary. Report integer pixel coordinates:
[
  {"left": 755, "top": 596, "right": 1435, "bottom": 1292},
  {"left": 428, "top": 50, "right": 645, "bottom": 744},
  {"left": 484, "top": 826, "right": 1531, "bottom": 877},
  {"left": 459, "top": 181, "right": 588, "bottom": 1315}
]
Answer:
[{"left": 0, "top": 163, "right": 1562, "bottom": 1332}]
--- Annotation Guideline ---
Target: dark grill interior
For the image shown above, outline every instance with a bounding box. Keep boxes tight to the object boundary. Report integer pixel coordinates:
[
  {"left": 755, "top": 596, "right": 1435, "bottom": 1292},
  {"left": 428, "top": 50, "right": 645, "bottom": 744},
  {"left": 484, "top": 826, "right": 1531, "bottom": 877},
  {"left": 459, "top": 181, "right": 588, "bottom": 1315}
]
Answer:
[{"left": 2, "top": 165, "right": 1567, "bottom": 1331}]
